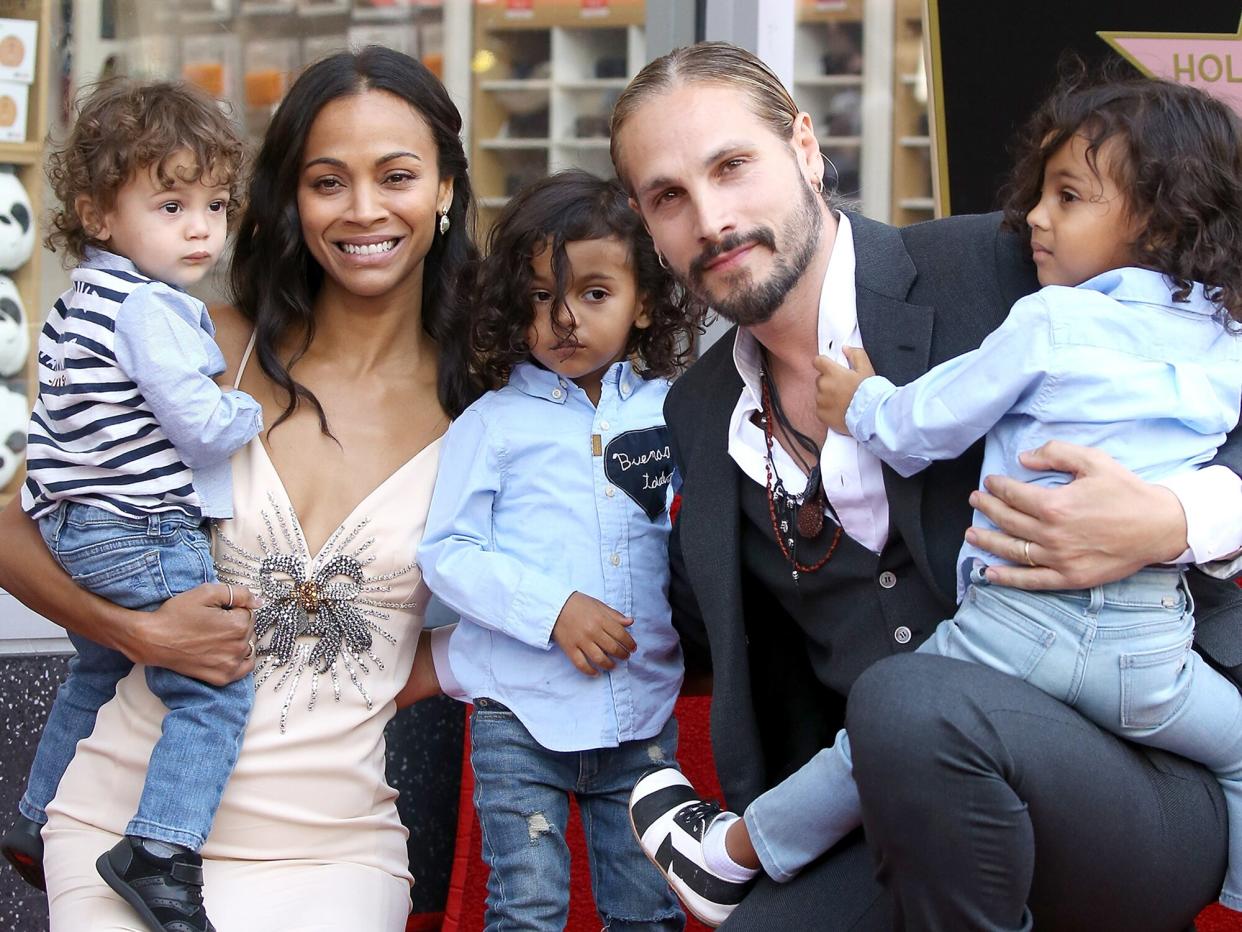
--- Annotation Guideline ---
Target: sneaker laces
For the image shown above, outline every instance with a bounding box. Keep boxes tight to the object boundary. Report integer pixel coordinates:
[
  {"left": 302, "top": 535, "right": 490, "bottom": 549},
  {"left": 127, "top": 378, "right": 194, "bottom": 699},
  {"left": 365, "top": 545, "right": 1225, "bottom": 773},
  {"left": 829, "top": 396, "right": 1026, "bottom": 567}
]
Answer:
[{"left": 674, "top": 799, "right": 723, "bottom": 839}]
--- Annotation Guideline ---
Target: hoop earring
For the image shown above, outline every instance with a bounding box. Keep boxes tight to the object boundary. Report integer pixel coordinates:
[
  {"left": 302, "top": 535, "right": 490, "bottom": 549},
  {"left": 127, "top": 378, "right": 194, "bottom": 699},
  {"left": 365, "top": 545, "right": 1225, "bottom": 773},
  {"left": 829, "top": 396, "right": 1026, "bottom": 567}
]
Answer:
[
  {"left": 819, "top": 153, "right": 839, "bottom": 196},
  {"left": 655, "top": 250, "right": 669, "bottom": 270},
  {"left": 438, "top": 211, "right": 451, "bottom": 235},
  {"left": 812, "top": 177, "right": 824, "bottom": 195}
]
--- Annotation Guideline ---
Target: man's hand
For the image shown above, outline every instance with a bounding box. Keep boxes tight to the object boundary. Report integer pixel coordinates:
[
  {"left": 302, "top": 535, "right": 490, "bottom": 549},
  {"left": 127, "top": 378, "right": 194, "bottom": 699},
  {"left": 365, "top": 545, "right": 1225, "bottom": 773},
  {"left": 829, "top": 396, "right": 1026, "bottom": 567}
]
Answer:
[
  {"left": 130, "top": 582, "right": 260, "bottom": 686},
  {"left": 965, "top": 440, "right": 1188, "bottom": 590},
  {"left": 814, "top": 347, "right": 875, "bottom": 434},
  {"left": 551, "top": 592, "right": 637, "bottom": 677}
]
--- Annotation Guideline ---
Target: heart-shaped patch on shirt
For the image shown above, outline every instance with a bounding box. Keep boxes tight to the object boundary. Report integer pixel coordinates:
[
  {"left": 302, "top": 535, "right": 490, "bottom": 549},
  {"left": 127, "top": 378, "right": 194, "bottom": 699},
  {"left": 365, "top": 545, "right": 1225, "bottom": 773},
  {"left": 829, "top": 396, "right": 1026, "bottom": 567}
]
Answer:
[{"left": 604, "top": 426, "right": 673, "bottom": 520}]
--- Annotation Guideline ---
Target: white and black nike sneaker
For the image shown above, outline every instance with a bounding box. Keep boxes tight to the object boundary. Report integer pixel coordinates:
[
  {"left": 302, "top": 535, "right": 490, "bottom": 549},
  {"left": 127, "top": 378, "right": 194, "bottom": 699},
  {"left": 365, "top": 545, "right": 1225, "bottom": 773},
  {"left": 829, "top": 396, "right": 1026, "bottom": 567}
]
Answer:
[{"left": 628, "top": 767, "right": 753, "bottom": 927}]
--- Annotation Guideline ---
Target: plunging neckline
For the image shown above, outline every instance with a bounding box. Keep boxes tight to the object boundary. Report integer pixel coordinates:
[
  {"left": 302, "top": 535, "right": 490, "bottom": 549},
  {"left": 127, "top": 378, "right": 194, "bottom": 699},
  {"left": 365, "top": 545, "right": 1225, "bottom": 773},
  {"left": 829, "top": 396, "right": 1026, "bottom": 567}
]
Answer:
[{"left": 251, "top": 432, "right": 444, "bottom": 564}]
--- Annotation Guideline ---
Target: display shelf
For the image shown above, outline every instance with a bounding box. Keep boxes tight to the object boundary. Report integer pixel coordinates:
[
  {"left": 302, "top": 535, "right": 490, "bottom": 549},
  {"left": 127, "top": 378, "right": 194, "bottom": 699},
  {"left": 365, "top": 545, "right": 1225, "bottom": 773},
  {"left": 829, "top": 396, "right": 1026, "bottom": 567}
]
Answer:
[
  {"left": 890, "top": 0, "right": 934, "bottom": 224},
  {"left": 470, "top": 0, "right": 645, "bottom": 233},
  {"left": 795, "top": 0, "right": 865, "bottom": 203},
  {"left": 0, "top": 0, "right": 50, "bottom": 508},
  {"left": 77, "top": 0, "right": 448, "bottom": 148}
]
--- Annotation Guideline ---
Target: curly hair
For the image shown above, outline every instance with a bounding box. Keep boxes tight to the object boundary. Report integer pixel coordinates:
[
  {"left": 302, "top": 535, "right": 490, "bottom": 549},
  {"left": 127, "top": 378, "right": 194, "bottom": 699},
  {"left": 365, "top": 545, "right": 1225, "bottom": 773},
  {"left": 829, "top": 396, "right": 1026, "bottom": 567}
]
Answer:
[
  {"left": 1000, "top": 67, "right": 1242, "bottom": 323},
  {"left": 230, "top": 46, "right": 481, "bottom": 427},
  {"left": 472, "top": 170, "right": 705, "bottom": 390},
  {"left": 46, "top": 78, "right": 245, "bottom": 261}
]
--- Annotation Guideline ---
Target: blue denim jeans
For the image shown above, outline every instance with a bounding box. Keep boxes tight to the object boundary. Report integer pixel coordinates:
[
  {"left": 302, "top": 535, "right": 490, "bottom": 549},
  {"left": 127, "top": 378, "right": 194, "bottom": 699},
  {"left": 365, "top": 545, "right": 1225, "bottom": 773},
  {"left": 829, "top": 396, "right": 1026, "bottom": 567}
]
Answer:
[
  {"left": 744, "top": 566, "right": 1242, "bottom": 910},
  {"left": 469, "top": 698, "right": 685, "bottom": 932},
  {"left": 19, "top": 502, "right": 252, "bottom": 851}
]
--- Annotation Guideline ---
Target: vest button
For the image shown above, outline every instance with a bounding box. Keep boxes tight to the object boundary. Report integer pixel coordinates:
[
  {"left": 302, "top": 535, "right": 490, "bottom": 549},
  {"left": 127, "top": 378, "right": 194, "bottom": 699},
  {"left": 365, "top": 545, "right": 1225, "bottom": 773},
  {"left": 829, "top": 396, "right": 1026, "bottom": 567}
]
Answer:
[
  {"left": 893, "top": 626, "right": 912, "bottom": 645},
  {"left": 878, "top": 570, "right": 897, "bottom": 589}
]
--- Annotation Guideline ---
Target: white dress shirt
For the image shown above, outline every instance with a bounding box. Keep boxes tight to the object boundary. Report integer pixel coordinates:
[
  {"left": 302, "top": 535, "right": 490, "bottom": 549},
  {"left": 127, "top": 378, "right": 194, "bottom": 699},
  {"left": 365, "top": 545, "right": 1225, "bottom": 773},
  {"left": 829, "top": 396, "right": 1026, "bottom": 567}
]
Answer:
[{"left": 725, "top": 213, "right": 1242, "bottom": 568}]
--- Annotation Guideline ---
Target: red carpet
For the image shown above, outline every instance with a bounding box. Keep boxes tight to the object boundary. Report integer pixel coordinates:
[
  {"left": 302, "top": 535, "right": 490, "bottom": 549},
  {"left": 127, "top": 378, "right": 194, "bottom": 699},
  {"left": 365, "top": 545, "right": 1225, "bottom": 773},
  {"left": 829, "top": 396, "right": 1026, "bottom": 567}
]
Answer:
[{"left": 435, "top": 695, "right": 1239, "bottom": 931}]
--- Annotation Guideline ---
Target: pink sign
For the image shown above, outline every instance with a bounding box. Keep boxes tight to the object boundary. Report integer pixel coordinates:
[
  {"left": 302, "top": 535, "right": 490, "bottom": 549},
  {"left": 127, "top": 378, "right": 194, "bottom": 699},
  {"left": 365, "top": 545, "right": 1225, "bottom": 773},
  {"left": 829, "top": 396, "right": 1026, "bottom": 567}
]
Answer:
[{"left": 1100, "top": 17, "right": 1242, "bottom": 117}]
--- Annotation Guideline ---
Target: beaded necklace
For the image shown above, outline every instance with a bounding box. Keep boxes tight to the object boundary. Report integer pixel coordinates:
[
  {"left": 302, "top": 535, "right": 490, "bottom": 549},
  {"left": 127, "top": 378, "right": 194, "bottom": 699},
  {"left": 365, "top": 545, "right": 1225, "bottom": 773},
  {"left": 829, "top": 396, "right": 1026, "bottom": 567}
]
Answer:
[{"left": 759, "top": 366, "right": 842, "bottom": 582}]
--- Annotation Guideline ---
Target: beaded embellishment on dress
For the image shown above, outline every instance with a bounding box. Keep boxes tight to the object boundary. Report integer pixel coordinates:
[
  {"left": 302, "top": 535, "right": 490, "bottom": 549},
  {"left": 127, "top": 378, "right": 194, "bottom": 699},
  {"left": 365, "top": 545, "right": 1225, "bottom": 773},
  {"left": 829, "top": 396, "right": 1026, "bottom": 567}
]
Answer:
[{"left": 215, "top": 492, "right": 420, "bottom": 732}]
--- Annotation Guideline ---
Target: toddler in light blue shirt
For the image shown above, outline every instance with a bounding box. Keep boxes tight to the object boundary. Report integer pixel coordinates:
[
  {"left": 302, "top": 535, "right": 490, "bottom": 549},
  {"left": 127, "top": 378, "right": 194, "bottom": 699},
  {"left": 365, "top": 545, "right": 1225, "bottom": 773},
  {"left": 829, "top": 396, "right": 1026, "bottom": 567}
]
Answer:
[
  {"left": 631, "top": 74, "right": 1242, "bottom": 922},
  {"left": 418, "top": 170, "right": 704, "bottom": 932},
  {"left": 3, "top": 80, "right": 260, "bottom": 932}
]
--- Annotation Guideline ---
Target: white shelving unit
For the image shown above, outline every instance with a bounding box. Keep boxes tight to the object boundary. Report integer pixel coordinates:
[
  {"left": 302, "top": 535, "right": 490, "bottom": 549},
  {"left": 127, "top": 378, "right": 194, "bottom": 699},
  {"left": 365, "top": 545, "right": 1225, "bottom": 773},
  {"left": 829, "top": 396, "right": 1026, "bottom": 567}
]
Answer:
[
  {"left": 791, "top": 0, "right": 932, "bottom": 224},
  {"left": 470, "top": 1, "right": 645, "bottom": 230}
]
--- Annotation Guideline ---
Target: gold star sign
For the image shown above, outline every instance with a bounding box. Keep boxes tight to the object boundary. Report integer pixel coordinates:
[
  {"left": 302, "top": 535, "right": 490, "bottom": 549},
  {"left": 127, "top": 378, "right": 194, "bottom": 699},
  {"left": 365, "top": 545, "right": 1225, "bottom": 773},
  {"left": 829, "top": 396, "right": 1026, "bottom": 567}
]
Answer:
[{"left": 1099, "top": 16, "right": 1242, "bottom": 117}]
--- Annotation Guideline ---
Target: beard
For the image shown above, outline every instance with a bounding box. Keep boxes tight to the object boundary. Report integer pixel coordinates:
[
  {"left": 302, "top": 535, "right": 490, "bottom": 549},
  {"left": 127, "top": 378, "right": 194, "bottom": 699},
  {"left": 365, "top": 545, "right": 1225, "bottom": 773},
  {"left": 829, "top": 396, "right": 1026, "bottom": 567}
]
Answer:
[{"left": 682, "top": 174, "right": 824, "bottom": 327}]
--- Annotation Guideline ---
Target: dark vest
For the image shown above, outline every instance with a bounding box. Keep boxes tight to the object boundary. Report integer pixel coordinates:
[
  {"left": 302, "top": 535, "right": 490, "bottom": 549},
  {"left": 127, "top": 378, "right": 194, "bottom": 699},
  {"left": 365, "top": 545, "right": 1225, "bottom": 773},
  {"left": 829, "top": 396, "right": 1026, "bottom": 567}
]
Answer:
[{"left": 737, "top": 475, "right": 953, "bottom": 783}]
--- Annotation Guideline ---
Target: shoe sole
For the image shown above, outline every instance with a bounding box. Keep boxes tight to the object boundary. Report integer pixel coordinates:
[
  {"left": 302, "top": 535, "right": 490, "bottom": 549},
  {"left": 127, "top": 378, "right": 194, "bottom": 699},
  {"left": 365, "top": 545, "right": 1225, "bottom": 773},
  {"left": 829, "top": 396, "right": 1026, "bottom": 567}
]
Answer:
[
  {"left": 96, "top": 851, "right": 172, "bottom": 932},
  {"left": 2, "top": 844, "right": 45, "bottom": 892},
  {"left": 627, "top": 796, "right": 728, "bottom": 928}
]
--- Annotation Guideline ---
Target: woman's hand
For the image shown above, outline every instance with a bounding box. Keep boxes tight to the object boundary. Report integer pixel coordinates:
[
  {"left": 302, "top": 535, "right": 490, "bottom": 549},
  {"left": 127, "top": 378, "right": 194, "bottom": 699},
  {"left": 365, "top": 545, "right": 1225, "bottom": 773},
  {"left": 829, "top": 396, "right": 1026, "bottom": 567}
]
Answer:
[
  {"left": 134, "top": 583, "right": 260, "bottom": 686},
  {"left": 0, "top": 502, "right": 258, "bottom": 685},
  {"left": 396, "top": 630, "right": 444, "bottom": 708},
  {"left": 965, "top": 440, "right": 1188, "bottom": 590}
]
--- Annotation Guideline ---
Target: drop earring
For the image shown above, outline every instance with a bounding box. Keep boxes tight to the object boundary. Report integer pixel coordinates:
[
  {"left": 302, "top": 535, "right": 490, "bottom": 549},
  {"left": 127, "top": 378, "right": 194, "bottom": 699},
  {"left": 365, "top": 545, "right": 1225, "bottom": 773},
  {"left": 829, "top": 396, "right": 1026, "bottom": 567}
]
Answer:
[{"left": 438, "top": 211, "right": 450, "bottom": 235}]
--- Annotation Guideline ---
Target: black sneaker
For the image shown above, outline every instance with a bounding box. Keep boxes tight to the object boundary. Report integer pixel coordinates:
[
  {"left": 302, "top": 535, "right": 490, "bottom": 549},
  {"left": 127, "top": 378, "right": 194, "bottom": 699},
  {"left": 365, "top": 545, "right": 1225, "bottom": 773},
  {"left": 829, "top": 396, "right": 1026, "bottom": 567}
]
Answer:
[
  {"left": 1, "top": 814, "right": 45, "bottom": 891},
  {"left": 629, "top": 767, "right": 753, "bottom": 928},
  {"left": 96, "top": 836, "right": 216, "bottom": 932}
]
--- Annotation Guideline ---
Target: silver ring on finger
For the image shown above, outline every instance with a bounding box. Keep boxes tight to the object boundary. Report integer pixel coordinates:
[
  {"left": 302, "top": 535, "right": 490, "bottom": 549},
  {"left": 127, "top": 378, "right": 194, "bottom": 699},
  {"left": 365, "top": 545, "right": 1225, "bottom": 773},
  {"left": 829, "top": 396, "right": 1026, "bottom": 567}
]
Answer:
[
  {"left": 224, "top": 583, "right": 235, "bottom": 610},
  {"left": 244, "top": 636, "right": 255, "bottom": 659},
  {"left": 1022, "top": 539, "right": 1036, "bottom": 567}
]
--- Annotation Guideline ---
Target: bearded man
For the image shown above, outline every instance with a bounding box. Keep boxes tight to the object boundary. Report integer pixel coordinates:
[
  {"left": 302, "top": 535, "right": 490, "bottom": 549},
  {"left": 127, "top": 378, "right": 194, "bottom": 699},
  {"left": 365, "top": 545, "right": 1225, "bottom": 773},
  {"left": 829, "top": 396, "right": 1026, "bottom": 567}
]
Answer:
[{"left": 613, "top": 42, "right": 1242, "bottom": 931}]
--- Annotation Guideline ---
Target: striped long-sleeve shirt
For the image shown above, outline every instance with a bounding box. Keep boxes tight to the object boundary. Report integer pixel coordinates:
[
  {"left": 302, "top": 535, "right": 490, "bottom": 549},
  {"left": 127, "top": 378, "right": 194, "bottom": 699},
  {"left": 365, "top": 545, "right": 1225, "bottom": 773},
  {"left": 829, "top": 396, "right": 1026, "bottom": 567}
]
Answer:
[{"left": 22, "top": 249, "right": 262, "bottom": 521}]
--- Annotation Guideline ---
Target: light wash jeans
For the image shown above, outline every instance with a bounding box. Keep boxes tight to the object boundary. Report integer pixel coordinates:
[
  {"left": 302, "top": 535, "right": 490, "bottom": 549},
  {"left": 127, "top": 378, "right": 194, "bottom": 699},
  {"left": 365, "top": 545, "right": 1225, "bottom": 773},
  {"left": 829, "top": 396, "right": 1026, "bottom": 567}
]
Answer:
[
  {"left": 744, "top": 565, "right": 1242, "bottom": 910},
  {"left": 469, "top": 697, "right": 685, "bottom": 932},
  {"left": 19, "top": 501, "right": 252, "bottom": 851}
]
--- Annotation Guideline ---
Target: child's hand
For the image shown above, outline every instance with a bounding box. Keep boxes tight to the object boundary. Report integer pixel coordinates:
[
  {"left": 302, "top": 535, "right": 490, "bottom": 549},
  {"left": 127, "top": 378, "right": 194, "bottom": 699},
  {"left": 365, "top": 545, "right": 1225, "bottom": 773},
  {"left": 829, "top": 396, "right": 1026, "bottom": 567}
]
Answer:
[
  {"left": 814, "top": 347, "right": 875, "bottom": 434},
  {"left": 552, "top": 592, "right": 637, "bottom": 677}
]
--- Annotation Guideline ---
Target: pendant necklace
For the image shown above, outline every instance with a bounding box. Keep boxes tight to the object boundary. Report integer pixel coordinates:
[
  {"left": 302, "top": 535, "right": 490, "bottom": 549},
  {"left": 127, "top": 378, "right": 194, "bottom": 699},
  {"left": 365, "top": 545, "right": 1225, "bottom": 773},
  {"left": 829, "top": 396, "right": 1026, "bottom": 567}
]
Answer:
[{"left": 759, "top": 364, "right": 842, "bottom": 581}]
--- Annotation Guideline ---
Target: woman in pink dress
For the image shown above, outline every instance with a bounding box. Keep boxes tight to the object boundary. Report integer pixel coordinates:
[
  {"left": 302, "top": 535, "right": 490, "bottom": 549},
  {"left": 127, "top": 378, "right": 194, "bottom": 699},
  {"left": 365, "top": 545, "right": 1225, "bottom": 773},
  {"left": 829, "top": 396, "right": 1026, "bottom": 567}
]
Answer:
[{"left": 0, "top": 46, "right": 473, "bottom": 930}]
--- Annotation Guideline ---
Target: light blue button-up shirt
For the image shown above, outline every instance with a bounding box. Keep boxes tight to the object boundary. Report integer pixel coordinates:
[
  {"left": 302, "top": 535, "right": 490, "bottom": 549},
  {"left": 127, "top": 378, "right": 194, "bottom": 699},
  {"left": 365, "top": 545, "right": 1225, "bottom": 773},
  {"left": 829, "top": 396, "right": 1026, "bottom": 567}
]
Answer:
[
  {"left": 845, "top": 267, "right": 1242, "bottom": 599},
  {"left": 419, "top": 361, "right": 683, "bottom": 752}
]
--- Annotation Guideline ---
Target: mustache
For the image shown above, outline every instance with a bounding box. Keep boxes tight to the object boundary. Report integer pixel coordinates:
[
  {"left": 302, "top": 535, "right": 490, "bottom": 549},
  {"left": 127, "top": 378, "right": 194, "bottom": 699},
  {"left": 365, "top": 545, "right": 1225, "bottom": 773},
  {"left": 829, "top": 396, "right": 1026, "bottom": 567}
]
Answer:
[{"left": 689, "top": 228, "right": 777, "bottom": 285}]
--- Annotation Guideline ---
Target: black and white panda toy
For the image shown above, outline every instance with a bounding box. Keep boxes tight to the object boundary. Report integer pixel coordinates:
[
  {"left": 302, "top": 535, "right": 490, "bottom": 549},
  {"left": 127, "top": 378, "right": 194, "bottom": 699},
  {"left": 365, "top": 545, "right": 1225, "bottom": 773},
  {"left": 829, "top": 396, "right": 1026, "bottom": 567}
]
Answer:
[
  {"left": 0, "top": 169, "right": 34, "bottom": 272},
  {"left": 0, "top": 383, "right": 26, "bottom": 489},
  {"left": 0, "top": 273, "right": 26, "bottom": 377}
]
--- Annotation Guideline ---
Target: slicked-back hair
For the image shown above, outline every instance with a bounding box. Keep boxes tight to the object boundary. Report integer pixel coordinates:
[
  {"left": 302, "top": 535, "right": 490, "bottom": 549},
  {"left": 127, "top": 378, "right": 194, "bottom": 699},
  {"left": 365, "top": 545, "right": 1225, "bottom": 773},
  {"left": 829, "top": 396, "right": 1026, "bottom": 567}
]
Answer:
[{"left": 609, "top": 41, "right": 800, "bottom": 193}]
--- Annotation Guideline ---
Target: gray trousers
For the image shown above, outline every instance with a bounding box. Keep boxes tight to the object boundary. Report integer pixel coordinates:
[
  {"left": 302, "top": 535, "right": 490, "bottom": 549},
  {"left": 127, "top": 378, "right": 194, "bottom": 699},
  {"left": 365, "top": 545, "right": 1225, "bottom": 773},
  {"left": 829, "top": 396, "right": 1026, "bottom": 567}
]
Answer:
[{"left": 720, "top": 653, "right": 1227, "bottom": 931}]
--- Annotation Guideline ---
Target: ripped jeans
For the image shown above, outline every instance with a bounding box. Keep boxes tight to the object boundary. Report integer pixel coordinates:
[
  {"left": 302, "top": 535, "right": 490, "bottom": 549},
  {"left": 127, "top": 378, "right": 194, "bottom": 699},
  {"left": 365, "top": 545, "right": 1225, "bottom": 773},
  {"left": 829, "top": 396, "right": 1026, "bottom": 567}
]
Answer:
[{"left": 469, "top": 698, "right": 684, "bottom": 932}]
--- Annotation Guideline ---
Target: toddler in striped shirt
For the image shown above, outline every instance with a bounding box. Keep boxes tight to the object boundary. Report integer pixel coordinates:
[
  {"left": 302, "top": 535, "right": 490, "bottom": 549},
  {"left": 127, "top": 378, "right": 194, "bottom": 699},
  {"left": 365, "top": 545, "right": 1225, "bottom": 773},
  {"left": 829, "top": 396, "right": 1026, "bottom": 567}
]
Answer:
[{"left": 2, "top": 79, "right": 261, "bottom": 932}]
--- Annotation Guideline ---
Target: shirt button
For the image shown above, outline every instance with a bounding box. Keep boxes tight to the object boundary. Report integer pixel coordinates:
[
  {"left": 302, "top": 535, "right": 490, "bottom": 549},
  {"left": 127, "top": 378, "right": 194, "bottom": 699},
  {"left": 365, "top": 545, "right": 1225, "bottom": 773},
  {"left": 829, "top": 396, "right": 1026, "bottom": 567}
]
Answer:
[
  {"left": 551, "top": 388, "right": 563, "bottom": 399},
  {"left": 600, "top": 420, "right": 610, "bottom": 430},
  {"left": 893, "top": 626, "right": 912, "bottom": 645},
  {"left": 610, "top": 553, "right": 621, "bottom": 566},
  {"left": 879, "top": 571, "right": 897, "bottom": 589},
  {"left": 605, "top": 486, "right": 615, "bottom": 497}
]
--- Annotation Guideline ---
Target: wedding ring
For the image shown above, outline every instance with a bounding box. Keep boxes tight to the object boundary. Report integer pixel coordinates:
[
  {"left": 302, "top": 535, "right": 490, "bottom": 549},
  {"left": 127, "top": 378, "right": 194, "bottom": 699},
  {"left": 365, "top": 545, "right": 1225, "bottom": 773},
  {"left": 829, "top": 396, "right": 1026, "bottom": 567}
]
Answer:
[
  {"left": 244, "top": 637, "right": 255, "bottom": 659},
  {"left": 1022, "top": 539, "right": 1036, "bottom": 567},
  {"left": 224, "top": 583, "right": 235, "bottom": 610}
]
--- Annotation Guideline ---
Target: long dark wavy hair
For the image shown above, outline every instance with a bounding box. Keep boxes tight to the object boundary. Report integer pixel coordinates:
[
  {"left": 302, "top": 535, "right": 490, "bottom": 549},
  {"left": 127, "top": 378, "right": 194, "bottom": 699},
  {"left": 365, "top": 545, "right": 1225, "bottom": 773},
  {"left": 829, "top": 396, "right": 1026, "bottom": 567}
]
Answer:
[
  {"left": 230, "top": 46, "right": 479, "bottom": 429},
  {"left": 1000, "top": 67, "right": 1242, "bottom": 323},
  {"left": 472, "top": 170, "right": 705, "bottom": 390}
]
